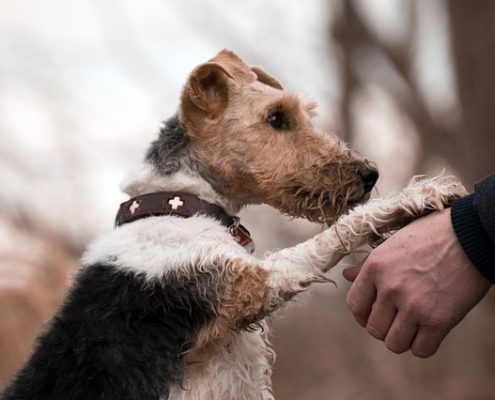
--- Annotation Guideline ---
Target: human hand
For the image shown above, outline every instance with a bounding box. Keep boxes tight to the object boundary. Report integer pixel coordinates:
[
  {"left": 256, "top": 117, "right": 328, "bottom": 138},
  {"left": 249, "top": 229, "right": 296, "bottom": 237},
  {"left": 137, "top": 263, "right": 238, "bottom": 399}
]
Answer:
[{"left": 343, "top": 208, "right": 491, "bottom": 357}]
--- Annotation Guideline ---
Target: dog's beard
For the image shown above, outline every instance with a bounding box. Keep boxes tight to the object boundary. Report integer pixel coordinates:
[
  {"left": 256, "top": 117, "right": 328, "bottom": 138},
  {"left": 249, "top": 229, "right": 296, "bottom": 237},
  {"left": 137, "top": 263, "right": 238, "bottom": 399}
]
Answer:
[
  {"left": 271, "top": 161, "right": 369, "bottom": 224},
  {"left": 273, "top": 181, "right": 365, "bottom": 225}
]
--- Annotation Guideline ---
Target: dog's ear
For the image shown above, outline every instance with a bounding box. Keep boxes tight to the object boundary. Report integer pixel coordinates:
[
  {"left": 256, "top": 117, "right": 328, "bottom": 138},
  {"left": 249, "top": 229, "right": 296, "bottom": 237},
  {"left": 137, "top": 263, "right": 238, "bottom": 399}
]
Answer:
[
  {"left": 208, "top": 50, "right": 256, "bottom": 82},
  {"left": 181, "top": 62, "right": 232, "bottom": 123},
  {"left": 251, "top": 66, "right": 283, "bottom": 90}
]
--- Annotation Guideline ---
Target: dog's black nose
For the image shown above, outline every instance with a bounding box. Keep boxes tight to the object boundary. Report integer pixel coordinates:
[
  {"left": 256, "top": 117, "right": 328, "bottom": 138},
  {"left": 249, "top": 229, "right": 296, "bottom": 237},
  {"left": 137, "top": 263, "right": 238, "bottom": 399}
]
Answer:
[{"left": 359, "top": 167, "right": 379, "bottom": 193}]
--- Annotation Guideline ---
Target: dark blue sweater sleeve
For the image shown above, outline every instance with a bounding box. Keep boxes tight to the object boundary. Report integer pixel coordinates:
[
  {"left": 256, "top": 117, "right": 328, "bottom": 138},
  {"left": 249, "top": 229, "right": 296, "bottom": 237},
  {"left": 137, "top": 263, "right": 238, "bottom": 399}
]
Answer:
[{"left": 451, "top": 174, "right": 495, "bottom": 283}]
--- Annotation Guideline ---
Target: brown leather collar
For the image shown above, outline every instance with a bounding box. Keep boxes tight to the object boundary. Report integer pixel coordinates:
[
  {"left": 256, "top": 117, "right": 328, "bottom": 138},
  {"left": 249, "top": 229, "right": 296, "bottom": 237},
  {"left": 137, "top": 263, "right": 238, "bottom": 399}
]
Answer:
[{"left": 115, "top": 192, "right": 254, "bottom": 253}]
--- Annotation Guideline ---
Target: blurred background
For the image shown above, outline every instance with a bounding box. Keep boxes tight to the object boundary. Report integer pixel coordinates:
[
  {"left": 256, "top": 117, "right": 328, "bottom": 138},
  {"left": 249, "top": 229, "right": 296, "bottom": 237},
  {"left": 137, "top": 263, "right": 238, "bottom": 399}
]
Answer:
[{"left": 1, "top": 0, "right": 494, "bottom": 398}]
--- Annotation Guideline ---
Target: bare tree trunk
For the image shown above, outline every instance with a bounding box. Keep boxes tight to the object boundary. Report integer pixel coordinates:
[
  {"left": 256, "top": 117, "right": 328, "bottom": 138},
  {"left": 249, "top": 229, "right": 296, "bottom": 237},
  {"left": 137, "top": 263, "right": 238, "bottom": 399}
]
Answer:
[
  {"left": 448, "top": 1, "right": 495, "bottom": 186},
  {"left": 332, "top": 0, "right": 363, "bottom": 143}
]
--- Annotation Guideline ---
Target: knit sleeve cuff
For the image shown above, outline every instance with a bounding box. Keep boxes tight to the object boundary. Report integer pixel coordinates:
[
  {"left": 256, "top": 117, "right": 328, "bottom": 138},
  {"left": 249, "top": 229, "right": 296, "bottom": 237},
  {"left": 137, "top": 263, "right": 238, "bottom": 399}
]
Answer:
[{"left": 451, "top": 195, "right": 495, "bottom": 283}]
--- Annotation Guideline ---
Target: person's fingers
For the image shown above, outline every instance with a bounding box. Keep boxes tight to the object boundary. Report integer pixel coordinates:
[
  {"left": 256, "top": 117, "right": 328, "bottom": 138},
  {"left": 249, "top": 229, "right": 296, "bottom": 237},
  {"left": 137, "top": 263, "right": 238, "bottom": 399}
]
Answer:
[
  {"left": 346, "top": 267, "right": 377, "bottom": 327},
  {"left": 365, "top": 300, "right": 397, "bottom": 340},
  {"left": 343, "top": 258, "right": 366, "bottom": 282},
  {"left": 410, "top": 325, "right": 450, "bottom": 358},
  {"left": 342, "top": 264, "right": 362, "bottom": 282},
  {"left": 383, "top": 311, "right": 420, "bottom": 354}
]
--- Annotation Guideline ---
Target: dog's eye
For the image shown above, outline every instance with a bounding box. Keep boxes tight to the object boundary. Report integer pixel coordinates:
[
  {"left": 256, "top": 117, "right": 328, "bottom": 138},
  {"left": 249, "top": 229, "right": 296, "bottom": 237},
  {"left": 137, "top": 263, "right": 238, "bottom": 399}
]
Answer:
[{"left": 267, "top": 111, "right": 289, "bottom": 130}]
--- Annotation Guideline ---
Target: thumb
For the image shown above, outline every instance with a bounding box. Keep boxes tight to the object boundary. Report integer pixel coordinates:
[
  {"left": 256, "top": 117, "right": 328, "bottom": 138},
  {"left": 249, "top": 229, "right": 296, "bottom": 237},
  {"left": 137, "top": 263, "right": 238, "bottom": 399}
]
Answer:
[{"left": 343, "top": 264, "right": 363, "bottom": 282}]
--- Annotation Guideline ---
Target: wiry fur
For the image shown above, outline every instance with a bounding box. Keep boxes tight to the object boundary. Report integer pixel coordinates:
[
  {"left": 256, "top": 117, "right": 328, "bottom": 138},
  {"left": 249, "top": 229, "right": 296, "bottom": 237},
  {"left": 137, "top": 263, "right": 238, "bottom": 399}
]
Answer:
[
  {"left": 1, "top": 50, "right": 467, "bottom": 400},
  {"left": 146, "top": 115, "right": 192, "bottom": 176}
]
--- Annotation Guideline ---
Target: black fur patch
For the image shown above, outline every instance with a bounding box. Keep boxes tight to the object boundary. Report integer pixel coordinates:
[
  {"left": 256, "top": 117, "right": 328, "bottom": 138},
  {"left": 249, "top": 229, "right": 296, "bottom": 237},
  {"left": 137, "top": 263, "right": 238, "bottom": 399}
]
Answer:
[
  {"left": 144, "top": 115, "right": 232, "bottom": 200},
  {"left": 146, "top": 115, "right": 190, "bottom": 175},
  {"left": 2, "top": 264, "right": 218, "bottom": 400}
]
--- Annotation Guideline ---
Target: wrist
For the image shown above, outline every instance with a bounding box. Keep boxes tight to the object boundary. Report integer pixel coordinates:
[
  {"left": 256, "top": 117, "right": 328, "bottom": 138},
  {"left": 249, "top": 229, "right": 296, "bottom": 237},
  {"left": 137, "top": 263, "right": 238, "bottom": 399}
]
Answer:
[{"left": 451, "top": 195, "right": 495, "bottom": 283}]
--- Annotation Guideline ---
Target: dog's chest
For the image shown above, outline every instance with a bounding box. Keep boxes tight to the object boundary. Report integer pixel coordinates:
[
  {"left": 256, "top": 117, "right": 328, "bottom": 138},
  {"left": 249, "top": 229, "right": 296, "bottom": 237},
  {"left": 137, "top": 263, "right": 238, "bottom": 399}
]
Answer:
[{"left": 167, "top": 328, "right": 274, "bottom": 400}]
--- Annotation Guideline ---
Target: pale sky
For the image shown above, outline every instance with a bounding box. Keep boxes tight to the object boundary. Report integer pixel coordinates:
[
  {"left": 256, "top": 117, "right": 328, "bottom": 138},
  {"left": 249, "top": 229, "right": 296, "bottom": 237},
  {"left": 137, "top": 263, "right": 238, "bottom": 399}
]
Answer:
[{"left": 0, "top": 0, "right": 453, "bottom": 247}]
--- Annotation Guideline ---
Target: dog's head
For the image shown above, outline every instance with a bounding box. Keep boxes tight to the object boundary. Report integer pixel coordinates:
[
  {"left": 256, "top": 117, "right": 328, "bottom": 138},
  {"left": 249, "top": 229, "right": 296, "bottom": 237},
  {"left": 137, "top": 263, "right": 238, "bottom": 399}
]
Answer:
[{"left": 150, "top": 50, "right": 378, "bottom": 223}]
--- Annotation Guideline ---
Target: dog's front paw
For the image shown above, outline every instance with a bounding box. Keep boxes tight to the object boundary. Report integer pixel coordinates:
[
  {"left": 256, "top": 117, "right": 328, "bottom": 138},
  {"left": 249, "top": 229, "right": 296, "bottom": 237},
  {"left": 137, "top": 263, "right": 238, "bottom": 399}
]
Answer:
[
  {"left": 329, "top": 174, "right": 467, "bottom": 250},
  {"left": 399, "top": 174, "right": 467, "bottom": 216}
]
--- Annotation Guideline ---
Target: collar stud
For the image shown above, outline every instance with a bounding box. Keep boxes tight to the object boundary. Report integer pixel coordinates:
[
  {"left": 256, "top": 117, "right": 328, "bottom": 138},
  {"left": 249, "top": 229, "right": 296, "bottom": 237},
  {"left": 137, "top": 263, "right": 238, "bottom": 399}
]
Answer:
[{"left": 168, "top": 196, "right": 184, "bottom": 210}]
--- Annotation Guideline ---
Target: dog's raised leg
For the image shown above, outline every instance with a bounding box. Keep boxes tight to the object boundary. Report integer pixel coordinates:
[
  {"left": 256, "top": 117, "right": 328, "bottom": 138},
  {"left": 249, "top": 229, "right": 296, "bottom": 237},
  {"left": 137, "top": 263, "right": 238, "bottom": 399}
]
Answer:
[{"left": 201, "top": 176, "right": 467, "bottom": 336}]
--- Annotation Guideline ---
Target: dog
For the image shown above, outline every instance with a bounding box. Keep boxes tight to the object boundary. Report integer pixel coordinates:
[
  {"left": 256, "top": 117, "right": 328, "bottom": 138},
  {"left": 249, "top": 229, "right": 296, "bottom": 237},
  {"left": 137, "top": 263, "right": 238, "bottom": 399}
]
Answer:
[{"left": 1, "top": 50, "right": 466, "bottom": 400}]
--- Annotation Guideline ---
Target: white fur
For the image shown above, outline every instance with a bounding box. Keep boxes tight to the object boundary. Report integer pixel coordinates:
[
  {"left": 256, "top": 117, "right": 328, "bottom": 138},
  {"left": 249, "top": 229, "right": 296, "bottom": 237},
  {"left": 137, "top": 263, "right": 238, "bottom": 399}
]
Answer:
[
  {"left": 83, "top": 165, "right": 466, "bottom": 400},
  {"left": 168, "top": 328, "right": 274, "bottom": 400},
  {"left": 83, "top": 215, "right": 247, "bottom": 280}
]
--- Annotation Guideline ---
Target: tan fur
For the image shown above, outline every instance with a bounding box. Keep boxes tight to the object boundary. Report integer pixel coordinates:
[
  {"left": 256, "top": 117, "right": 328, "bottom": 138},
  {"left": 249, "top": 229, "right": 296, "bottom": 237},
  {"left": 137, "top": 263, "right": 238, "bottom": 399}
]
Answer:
[
  {"left": 220, "top": 260, "right": 270, "bottom": 330},
  {"left": 250, "top": 66, "right": 284, "bottom": 90},
  {"left": 189, "top": 259, "right": 271, "bottom": 353},
  {"left": 180, "top": 49, "right": 374, "bottom": 224}
]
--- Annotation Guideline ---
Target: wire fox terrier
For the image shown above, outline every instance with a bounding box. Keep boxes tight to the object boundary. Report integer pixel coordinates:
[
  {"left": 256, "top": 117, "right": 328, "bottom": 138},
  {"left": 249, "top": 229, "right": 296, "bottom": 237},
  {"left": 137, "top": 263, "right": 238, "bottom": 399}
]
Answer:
[{"left": 2, "top": 50, "right": 466, "bottom": 400}]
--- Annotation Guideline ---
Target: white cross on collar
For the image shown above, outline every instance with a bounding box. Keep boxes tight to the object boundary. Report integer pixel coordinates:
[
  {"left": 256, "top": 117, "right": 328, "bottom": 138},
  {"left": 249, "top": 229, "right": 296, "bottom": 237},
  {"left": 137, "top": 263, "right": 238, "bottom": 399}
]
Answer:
[
  {"left": 129, "top": 200, "right": 140, "bottom": 214},
  {"left": 168, "top": 196, "right": 184, "bottom": 210}
]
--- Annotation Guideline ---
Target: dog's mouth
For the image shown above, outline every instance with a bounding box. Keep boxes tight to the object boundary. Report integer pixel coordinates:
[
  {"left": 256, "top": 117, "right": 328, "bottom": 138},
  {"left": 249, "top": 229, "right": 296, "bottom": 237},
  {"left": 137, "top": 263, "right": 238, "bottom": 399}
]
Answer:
[
  {"left": 347, "top": 192, "right": 371, "bottom": 210},
  {"left": 280, "top": 184, "right": 369, "bottom": 225},
  {"left": 277, "top": 162, "right": 377, "bottom": 224},
  {"left": 328, "top": 192, "right": 371, "bottom": 224}
]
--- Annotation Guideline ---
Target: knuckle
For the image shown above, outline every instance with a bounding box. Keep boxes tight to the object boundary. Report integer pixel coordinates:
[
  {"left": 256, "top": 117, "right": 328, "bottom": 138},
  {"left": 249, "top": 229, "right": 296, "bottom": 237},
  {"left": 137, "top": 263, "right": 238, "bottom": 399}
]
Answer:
[
  {"left": 366, "top": 323, "right": 385, "bottom": 340},
  {"left": 411, "top": 346, "right": 435, "bottom": 358},
  {"left": 346, "top": 294, "right": 360, "bottom": 315},
  {"left": 385, "top": 338, "right": 408, "bottom": 354},
  {"left": 365, "top": 255, "right": 381, "bottom": 274},
  {"left": 346, "top": 297, "right": 368, "bottom": 327},
  {"left": 403, "top": 299, "right": 423, "bottom": 319},
  {"left": 426, "top": 315, "right": 449, "bottom": 330},
  {"left": 381, "top": 282, "right": 401, "bottom": 299},
  {"left": 411, "top": 329, "right": 443, "bottom": 358}
]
